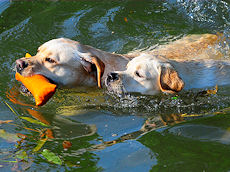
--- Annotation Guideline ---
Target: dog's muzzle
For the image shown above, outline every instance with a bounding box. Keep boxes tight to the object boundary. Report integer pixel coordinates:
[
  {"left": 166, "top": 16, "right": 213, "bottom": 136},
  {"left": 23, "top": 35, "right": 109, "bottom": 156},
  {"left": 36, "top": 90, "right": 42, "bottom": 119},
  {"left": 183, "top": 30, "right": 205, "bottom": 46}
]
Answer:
[
  {"left": 105, "top": 72, "right": 119, "bottom": 86},
  {"left": 16, "top": 59, "right": 28, "bottom": 73}
]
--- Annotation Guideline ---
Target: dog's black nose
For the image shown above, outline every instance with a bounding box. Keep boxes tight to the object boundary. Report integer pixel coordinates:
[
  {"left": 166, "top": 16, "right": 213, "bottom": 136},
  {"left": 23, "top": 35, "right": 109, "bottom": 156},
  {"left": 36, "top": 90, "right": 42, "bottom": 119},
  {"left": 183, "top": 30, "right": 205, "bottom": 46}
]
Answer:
[
  {"left": 107, "top": 72, "right": 119, "bottom": 82},
  {"left": 16, "top": 59, "right": 28, "bottom": 73}
]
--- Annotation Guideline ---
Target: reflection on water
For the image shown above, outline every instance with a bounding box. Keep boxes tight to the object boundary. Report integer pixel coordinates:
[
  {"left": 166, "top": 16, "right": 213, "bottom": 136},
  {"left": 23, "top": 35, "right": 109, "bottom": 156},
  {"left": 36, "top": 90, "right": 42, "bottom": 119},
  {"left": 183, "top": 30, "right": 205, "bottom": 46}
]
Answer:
[
  {"left": 169, "top": 124, "right": 230, "bottom": 144},
  {"left": 95, "top": 140, "right": 157, "bottom": 172},
  {"left": 0, "top": 0, "right": 230, "bottom": 171},
  {"left": 0, "top": 0, "right": 9, "bottom": 14},
  {"left": 139, "top": 114, "right": 230, "bottom": 171}
]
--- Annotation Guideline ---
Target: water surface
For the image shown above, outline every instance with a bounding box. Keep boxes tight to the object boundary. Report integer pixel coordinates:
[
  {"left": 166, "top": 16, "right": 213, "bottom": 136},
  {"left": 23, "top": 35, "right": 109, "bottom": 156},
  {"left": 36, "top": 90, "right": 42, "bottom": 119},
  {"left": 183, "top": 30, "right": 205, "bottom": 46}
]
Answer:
[{"left": 0, "top": 0, "right": 230, "bottom": 171}]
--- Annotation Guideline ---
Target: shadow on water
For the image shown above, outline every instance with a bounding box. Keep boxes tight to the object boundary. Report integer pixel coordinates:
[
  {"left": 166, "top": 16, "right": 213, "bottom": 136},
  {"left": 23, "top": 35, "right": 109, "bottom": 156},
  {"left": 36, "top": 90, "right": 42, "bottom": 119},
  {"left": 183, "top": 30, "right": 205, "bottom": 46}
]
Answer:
[{"left": 1, "top": 0, "right": 230, "bottom": 171}]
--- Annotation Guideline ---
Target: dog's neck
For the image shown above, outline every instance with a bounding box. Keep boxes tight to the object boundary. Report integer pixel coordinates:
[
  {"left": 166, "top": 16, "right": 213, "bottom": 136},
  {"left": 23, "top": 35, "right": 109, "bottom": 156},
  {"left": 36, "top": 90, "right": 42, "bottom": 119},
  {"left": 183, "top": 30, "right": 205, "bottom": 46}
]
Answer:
[
  {"left": 79, "top": 44, "right": 131, "bottom": 82},
  {"left": 169, "top": 59, "right": 230, "bottom": 90}
]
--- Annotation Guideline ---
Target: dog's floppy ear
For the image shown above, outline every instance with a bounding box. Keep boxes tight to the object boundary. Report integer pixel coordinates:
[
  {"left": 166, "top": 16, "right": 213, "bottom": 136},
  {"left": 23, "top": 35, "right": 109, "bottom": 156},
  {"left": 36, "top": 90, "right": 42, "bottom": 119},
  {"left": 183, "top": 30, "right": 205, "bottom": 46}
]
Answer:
[
  {"left": 90, "top": 56, "right": 105, "bottom": 88},
  {"left": 77, "top": 52, "right": 105, "bottom": 88},
  {"left": 159, "top": 66, "right": 184, "bottom": 93}
]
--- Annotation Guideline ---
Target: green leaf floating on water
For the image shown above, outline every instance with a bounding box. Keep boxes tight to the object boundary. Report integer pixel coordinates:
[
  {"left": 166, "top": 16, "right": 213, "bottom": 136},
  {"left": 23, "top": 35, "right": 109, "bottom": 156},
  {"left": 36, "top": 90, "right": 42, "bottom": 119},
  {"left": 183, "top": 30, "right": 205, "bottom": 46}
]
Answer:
[
  {"left": 33, "top": 137, "right": 48, "bottom": 152},
  {"left": 41, "top": 149, "right": 62, "bottom": 165},
  {"left": 15, "top": 150, "right": 29, "bottom": 161},
  {"left": 20, "top": 117, "right": 48, "bottom": 127}
]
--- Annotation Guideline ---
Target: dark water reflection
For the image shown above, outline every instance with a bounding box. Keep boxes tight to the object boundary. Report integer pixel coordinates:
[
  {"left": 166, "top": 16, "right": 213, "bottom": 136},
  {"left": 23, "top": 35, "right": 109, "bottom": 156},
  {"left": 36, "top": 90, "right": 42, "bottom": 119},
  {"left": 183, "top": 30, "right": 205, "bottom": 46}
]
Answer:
[{"left": 1, "top": 0, "right": 230, "bottom": 171}]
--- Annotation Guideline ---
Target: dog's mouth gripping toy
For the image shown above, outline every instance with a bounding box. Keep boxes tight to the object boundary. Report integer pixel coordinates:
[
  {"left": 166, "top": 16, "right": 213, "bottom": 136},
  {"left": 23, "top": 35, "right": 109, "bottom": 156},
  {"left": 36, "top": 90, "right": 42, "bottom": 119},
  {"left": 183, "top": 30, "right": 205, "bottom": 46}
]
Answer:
[{"left": 15, "top": 53, "right": 57, "bottom": 106}]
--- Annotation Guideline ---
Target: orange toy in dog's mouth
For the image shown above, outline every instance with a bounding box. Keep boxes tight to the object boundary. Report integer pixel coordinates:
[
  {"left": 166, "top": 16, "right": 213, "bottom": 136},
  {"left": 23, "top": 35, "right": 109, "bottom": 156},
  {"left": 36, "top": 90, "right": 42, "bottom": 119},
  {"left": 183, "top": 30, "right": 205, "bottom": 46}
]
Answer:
[
  {"left": 15, "top": 73, "right": 57, "bottom": 106},
  {"left": 15, "top": 53, "right": 57, "bottom": 106}
]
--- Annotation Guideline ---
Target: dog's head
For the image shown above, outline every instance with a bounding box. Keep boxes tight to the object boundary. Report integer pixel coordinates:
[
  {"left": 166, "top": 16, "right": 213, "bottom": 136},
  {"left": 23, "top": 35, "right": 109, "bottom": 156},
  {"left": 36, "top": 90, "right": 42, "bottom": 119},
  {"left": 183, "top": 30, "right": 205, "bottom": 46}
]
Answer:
[
  {"left": 15, "top": 38, "right": 105, "bottom": 88},
  {"left": 106, "top": 54, "right": 184, "bottom": 95}
]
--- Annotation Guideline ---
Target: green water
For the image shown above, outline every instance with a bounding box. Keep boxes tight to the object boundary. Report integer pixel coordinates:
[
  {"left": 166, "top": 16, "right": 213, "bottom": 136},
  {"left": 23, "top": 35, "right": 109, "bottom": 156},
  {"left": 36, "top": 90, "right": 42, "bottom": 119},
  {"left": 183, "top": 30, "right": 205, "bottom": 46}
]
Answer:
[{"left": 0, "top": 0, "right": 230, "bottom": 171}]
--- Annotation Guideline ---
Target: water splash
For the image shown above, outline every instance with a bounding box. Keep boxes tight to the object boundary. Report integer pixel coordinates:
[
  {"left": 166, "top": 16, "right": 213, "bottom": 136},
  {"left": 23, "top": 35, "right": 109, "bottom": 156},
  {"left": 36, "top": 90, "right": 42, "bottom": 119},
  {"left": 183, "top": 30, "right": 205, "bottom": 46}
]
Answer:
[{"left": 170, "top": 0, "right": 230, "bottom": 31}]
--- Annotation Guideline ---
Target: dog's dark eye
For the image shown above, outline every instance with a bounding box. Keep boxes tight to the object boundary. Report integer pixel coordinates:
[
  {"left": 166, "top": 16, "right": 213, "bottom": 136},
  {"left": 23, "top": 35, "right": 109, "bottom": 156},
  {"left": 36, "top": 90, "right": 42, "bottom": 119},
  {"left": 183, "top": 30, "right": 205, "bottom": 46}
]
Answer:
[
  {"left": 45, "top": 58, "right": 55, "bottom": 63},
  {"left": 135, "top": 71, "right": 143, "bottom": 78}
]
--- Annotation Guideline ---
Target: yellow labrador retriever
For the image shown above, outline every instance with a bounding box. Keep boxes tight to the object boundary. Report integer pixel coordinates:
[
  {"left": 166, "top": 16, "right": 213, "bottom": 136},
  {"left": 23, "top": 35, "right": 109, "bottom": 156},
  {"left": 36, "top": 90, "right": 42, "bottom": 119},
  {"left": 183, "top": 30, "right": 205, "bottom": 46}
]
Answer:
[
  {"left": 15, "top": 38, "right": 130, "bottom": 88},
  {"left": 105, "top": 53, "right": 230, "bottom": 95},
  {"left": 15, "top": 34, "right": 223, "bottom": 89}
]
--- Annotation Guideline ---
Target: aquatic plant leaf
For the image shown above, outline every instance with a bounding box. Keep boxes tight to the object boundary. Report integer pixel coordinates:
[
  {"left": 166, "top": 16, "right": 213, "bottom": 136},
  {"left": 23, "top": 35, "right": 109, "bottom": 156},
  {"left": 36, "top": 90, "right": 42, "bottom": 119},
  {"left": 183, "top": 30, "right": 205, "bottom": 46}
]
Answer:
[
  {"left": 0, "top": 129, "right": 19, "bottom": 142},
  {"left": 45, "top": 129, "right": 54, "bottom": 139},
  {"left": 41, "top": 149, "right": 62, "bottom": 165},
  {"left": 15, "top": 150, "right": 29, "bottom": 161},
  {"left": 0, "top": 120, "right": 13, "bottom": 124},
  {"left": 3, "top": 101, "right": 19, "bottom": 117},
  {"left": 0, "top": 160, "right": 17, "bottom": 163},
  {"left": 33, "top": 137, "right": 48, "bottom": 152},
  {"left": 181, "top": 113, "right": 202, "bottom": 117},
  {"left": 63, "top": 141, "right": 72, "bottom": 150},
  {"left": 16, "top": 133, "right": 27, "bottom": 139},
  {"left": 20, "top": 117, "right": 48, "bottom": 127}
]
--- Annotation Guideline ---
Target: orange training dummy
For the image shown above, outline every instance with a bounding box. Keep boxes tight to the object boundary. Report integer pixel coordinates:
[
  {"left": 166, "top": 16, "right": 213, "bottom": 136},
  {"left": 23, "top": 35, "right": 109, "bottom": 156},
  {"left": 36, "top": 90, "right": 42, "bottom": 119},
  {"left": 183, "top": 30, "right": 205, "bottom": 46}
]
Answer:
[{"left": 15, "top": 53, "right": 57, "bottom": 106}]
